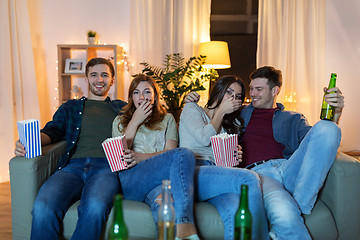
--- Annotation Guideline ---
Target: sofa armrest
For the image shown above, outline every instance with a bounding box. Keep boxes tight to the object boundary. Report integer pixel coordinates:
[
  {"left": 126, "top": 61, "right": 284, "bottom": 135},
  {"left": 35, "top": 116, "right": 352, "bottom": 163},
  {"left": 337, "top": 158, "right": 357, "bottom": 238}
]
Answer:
[
  {"left": 318, "top": 152, "right": 360, "bottom": 240},
  {"left": 9, "top": 141, "right": 66, "bottom": 240}
]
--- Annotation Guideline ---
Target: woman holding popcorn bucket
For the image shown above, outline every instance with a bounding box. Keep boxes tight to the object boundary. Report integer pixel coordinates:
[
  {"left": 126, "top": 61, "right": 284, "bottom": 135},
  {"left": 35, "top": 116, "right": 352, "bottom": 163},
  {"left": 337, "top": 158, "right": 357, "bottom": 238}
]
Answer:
[
  {"left": 112, "top": 74, "right": 199, "bottom": 240},
  {"left": 147, "top": 75, "right": 269, "bottom": 239}
]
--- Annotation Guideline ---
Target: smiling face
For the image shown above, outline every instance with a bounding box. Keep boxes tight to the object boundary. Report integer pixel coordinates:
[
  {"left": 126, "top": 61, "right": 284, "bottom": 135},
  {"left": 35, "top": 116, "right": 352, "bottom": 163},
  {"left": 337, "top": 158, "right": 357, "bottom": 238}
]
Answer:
[
  {"left": 249, "top": 77, "right": 278, "bottom": 109},
  {"left": 132, "top": 81, "right": 155, "bottom": 108},
  {"left": 86, "top": 64, "right": 114, "bottom": 100}
]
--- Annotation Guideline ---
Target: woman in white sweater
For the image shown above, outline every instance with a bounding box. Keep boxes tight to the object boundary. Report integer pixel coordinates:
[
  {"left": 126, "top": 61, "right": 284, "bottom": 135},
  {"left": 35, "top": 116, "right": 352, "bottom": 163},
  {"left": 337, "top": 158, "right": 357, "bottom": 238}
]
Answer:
[{"left": 179, "top": 75, "right": 269, "bottom": 239}]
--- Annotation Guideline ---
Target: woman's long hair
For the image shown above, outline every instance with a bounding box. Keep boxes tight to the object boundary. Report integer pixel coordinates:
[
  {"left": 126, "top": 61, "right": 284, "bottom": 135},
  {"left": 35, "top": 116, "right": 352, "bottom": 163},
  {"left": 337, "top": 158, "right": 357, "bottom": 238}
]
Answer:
[
  {"left": 118, "top": 75, "right": 167, "bottom": 132},
  {"left": 206, "top": 75, "right": 246, "bottom": 134}
]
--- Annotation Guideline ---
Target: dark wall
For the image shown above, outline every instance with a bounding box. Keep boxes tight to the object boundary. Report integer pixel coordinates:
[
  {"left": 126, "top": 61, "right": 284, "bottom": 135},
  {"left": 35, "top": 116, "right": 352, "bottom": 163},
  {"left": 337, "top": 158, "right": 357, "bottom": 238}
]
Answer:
[{"left": 210, "top": 0, "right": 258, "bottom": 99}]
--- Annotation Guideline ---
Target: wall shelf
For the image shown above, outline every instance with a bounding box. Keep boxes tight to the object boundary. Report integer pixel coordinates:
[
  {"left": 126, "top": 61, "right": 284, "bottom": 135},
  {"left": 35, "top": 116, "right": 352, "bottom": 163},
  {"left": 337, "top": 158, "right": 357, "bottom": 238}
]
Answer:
[{"left": 57, "top": 44, "right": 125, "bottom": 105}]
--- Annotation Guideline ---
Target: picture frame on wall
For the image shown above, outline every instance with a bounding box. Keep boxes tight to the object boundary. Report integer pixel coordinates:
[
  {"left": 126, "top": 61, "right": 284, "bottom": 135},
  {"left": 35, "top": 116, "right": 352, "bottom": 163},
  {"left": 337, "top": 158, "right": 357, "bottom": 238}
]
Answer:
[{"left": 64, "top": 59, "right": 86, "bottom": 74}]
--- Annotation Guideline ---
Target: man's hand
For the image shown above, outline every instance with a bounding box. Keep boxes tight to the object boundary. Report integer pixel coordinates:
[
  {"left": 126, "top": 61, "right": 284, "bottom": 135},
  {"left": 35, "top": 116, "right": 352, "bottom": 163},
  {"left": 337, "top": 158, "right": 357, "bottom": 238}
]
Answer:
[
  {"left": 14, "top": 140, "right": 26, "bottom": 157},
  {"left": 184, "top": 92, "right": 200, "bottom": 103},
  {"left": 324, "top": 87, "right": 344, "bottom": 124}
]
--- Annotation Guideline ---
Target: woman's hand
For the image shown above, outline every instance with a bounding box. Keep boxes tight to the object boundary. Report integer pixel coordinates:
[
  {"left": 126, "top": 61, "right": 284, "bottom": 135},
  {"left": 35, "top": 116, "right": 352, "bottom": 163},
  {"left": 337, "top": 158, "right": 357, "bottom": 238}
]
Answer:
[
  {"left": 218, "top": 97, "right": 242, "bottom": 115},
  {"left": 122, "top": 149, "right": 141, "bottom": 168},
  {"left": 235, "top": 145, "right": 243, "bottom": 163},
  {"left": 122, "top": 149, "right": 152, "bottom": 168},
  {"left": 131, "top": 99, "right": 153, "bottom": 126}
]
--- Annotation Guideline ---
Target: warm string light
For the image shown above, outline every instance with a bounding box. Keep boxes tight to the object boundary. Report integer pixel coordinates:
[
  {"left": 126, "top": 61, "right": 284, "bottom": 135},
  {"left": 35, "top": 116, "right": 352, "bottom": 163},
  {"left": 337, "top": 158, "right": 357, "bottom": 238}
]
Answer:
[
  {"left": 54, "top": 60, "right": 59, "bottom": 110},
  {"left": 284, "top": 92, "right": 297, "bottom": 103},
  {"left": 282, "top": 92, "right": 297, "bottom": 111},
  {"left": 119, "top": 44, "right": 131, "bottom": 73}
]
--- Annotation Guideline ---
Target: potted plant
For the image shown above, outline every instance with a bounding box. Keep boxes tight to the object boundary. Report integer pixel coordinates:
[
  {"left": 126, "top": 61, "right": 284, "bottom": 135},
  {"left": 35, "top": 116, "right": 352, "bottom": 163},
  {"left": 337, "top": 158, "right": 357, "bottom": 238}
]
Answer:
[
  {"left": 138, "top": 53, "right": 218, "bottom": 121},
  {"left": 87, "top": 30, "right": 97, "bottom": 45}
]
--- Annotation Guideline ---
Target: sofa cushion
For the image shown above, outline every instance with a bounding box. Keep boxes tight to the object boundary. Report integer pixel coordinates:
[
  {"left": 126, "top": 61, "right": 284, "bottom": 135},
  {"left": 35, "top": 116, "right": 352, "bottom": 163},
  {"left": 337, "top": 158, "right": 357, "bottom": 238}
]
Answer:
[
  {"left": 304, "top": 199, "right": 338, "bottom": 240},
  {"left": 62, "top": 200, "right": 225, "bottom": 240},
  {"left": 194, "top": 202, "right": 224, "bottom": 239}
]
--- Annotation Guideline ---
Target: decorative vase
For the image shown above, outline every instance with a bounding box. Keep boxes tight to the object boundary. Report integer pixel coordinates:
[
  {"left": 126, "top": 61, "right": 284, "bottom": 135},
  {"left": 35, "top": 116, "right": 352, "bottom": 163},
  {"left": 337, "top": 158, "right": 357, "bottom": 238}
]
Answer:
[{"left": 88, "top": 37, "right": 96, "bottom": 45}]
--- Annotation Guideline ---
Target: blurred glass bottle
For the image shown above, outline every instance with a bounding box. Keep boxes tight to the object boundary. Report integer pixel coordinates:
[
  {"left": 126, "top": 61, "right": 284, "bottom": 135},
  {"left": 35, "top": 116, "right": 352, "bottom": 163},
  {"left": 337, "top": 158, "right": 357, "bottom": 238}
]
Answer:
[
  {"left": 157, "top": 180, "right": 175, "bottom": 240},
  {"left": 320, "top": 73, "right": 337, "bottom": 121},
  {"left": 234, "top": 184, "right": 252, "bottom": 240},
  {"left": 107, "top": 194, "right": 128, "bottom": 240}
]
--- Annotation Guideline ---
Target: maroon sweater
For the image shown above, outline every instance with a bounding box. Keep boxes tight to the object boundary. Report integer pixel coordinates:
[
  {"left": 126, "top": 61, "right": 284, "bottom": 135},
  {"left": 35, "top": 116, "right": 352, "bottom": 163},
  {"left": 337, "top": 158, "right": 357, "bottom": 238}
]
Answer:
[{"left": 240, "top": 107, "right": 285, "bottom": 168}]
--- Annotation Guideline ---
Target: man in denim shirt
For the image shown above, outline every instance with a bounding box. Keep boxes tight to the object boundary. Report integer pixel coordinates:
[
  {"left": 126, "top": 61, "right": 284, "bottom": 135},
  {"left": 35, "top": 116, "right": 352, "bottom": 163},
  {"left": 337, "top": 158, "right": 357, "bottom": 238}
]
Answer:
[
  {"left": 238, "top": 66, "right": 343, "bottom": 240},
  {"left": 186, "top": 66, "right": 344, "bottom": 240},
  {"left": 14, "top": 58, "right": 126, "bottom": 240}
]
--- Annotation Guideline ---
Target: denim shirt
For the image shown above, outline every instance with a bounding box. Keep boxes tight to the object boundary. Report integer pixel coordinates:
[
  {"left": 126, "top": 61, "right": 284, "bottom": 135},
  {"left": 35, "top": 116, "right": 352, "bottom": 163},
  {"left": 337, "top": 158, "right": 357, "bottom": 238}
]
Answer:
[
  {"left": 41, "top": 96, "right": 127, "bottom": 170},
  {"left": 240, "top": 103, "right": 312, "bottom": 159}
]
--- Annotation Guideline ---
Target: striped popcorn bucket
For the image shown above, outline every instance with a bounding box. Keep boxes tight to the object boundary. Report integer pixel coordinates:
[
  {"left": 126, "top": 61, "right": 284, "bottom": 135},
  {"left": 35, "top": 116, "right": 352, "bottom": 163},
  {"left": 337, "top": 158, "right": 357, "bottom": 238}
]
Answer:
[
  {"left": 102, "top": 135, "right": 128, "bottom": 172},
  {"left": 17, "top": 119, "right": 42, "bottom": 158},
  {"left": 210, "top": 133, "right": 239, "bottom": 167}
]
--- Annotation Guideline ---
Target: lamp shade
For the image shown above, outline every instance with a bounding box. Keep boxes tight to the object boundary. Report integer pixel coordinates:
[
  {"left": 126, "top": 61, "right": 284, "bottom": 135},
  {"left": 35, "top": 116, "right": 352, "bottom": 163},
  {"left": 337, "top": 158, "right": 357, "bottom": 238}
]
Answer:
[{"left": 199, "top": 41, "right": 231, "bottom": 69}]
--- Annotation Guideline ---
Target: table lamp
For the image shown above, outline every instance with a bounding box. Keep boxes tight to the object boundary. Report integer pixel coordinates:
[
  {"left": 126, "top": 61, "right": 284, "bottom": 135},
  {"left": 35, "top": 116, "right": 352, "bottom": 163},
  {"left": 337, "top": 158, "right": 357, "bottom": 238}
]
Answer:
[{"left": 198, "top": 41, "right": 231, "bottom": 69}]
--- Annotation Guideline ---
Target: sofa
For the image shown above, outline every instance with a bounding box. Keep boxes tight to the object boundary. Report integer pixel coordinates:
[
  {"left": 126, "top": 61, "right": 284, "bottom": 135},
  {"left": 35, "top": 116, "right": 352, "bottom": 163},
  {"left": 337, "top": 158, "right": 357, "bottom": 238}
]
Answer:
[{"left": 9, "top": 140, "right": 360, "bottom": 240}]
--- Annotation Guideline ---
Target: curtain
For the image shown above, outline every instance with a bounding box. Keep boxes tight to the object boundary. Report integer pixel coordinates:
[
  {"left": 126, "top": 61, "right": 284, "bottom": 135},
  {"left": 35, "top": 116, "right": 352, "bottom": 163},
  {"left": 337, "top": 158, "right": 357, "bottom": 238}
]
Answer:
[
  {"left": 257, "top": 0, "right": 326, "bottom": 124},
  {"left": 0, "top": 0, "right": 40, "bottom": 182},
  {"left": 129, "top": 0, "right": 211, "bottom": 75}
]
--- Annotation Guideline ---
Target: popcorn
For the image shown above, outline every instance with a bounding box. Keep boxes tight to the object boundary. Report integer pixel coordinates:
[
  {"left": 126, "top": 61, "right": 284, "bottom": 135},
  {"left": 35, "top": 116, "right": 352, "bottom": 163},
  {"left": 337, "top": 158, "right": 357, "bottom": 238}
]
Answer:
[
  {"left": 17, "top": 119, "right": 42, "bottom": 158},
  {"left": 210, "top": 133, "right": 239, "bottom": 167},
  {"left": 102, "top": 135, "right": 128, "bottom": 172}
]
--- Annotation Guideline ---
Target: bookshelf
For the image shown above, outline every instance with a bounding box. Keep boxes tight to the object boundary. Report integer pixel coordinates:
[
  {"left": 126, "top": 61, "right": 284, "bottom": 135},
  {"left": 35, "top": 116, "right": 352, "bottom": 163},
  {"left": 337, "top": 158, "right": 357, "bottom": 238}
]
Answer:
[{"left": 57, "top": 44, "right": 124, "bottom": 104}]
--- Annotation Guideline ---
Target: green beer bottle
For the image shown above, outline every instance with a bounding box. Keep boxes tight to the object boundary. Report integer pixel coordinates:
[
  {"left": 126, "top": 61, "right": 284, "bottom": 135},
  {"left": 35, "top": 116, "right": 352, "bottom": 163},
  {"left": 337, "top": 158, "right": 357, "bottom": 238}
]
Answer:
[
  {"left": 157, "top": 180, "right": 175, "bottom": 240},
  {"left": 234, "top": 184, "right": 252, "bottom": 240},
  {"left": 107, "top": 194, "right": 128, "bottom": 240},
  {"left": 320, "top": 73, "right": 337, "bottom": 121}
]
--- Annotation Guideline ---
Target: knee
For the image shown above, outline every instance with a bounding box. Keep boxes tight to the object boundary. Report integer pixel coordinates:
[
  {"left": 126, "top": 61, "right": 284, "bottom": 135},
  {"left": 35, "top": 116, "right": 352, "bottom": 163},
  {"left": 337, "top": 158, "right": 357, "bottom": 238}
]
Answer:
[
  {"left": 265, "top": 197, "right": 302, "bottom": 226},
  {"left": 177, "top": 148, "right": 196, "bottom": 165},
  {"left": 314, "top": 120, "right": 341, "bottom": 140},
  {"left": 80, "top": 198, "right": 110, "bottom": 218},
  {"left": 32, "top": 198, "right": 57, "bottom": 220},
  {"left": 243, "top": 170, "right": 261, "bottom": 189}
]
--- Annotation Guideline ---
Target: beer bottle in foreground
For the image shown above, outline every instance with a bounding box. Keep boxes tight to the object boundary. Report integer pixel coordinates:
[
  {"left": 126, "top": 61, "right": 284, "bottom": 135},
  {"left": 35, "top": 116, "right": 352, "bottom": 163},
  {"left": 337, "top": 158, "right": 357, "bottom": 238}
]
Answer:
[
  {"left": 157, "top": 180, "right": 175, "bottom": 240},
  {"left": 107, "top": 194, "right": 128, "bottom": 240},
  {"left": 320, "top": 73, "right": 337, "bottom": 121},
  {"left": 234, "top": 184, "right": 252, "bottom": 240}
]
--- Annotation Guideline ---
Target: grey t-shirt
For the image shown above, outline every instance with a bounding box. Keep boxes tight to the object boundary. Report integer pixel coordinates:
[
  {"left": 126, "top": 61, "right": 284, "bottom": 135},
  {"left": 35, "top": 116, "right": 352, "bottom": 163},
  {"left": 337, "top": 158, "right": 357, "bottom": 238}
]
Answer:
[{"left": 71, "top": 100, "right": 117, "bottom": 159}]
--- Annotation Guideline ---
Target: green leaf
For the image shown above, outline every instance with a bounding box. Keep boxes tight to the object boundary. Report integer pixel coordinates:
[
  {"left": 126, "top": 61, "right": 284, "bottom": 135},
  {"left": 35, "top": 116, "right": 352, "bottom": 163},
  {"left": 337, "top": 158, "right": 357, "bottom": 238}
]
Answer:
[{"left": 137, "top": 53, "right": 218, "bottom": 111}]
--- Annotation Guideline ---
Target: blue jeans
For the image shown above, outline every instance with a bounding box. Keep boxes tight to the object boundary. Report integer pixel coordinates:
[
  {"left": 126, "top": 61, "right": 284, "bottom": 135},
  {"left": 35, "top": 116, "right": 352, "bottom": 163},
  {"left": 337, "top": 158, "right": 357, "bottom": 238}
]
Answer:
[
  {"left": 31, "top": 157, "right": 119, "bottom": 240},
  {"left": 147, "top": 160, "right": 269, "bottom": 240},
  {"left": 119, "top": 148, "right": 196, "bottom": 224},
  {"left": 252, "top": 120, "right": 341, "bottom": 240}
]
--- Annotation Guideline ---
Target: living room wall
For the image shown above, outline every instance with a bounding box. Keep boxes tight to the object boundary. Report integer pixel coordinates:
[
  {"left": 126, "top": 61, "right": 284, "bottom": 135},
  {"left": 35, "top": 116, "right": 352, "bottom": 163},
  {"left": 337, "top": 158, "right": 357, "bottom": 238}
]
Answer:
[
  {"left": 325, "top": 0, "right": 360, "bottom": 152},
  {"left": 31, "top": 0, "right": 131, "bottom": 125},
  {"left": 32, "top": 0, "right": 359, "bottom": 152}
]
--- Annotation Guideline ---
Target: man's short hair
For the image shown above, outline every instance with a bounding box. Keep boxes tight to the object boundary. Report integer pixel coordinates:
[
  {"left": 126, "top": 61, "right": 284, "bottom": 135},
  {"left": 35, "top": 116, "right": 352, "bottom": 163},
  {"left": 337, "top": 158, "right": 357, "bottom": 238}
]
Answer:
[
  {"left": 85, "top": 58, "right": 115, "bottom": 78},
  {"left": 250, "top": 66, "right": 282, "bottom": 89}
]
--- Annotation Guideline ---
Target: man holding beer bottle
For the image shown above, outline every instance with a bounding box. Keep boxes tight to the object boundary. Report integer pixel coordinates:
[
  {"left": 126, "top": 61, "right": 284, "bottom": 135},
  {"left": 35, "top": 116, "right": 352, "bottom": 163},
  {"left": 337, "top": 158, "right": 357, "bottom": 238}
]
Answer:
[
  {"left": 186, "top": 66, "right": 344, "bottom": 239},
  {"left": 239, "top": 66, "right": 343, "bottom": 239}
]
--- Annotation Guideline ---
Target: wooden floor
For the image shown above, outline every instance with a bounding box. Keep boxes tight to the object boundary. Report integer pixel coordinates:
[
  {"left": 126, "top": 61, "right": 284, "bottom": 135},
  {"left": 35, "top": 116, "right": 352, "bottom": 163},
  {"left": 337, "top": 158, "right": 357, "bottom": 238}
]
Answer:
[{"left": 0, "top": 182, "right": 12, "bottom": 240}]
